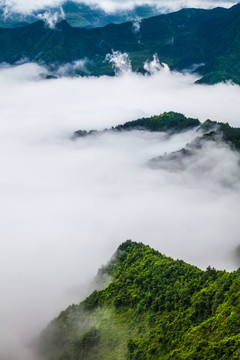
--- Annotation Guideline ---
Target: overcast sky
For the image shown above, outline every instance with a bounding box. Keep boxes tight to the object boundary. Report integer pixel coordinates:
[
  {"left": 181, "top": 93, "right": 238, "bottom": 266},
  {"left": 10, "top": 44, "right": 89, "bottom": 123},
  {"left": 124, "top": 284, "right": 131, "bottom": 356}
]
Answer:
[{"left": 0, "top": 0, "right": 238, "bottom": 13}]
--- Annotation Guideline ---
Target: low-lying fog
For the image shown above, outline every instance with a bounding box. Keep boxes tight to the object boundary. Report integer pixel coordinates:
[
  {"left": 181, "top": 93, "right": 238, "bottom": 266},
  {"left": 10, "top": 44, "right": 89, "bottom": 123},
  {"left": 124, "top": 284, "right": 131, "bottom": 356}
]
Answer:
[{"left": 0, "top": 62, "right": 240, "bottom": 359}]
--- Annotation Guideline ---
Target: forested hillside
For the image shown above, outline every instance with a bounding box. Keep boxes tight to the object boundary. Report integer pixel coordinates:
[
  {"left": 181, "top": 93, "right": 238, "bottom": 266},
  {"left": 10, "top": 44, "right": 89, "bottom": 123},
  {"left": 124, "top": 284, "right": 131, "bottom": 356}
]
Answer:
[
  {"left": 37, "top": 240, "right": 240, "bottom": 360},
  {"left": 0, "top": 4, "right": 240, "bottom": 83}
]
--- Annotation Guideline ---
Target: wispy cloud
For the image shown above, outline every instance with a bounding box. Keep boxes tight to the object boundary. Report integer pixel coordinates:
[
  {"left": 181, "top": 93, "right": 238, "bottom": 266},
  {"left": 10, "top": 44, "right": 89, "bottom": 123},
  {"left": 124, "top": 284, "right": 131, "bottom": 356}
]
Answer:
[
  {"left": 36, "top": 7, "right": 65, "bottom": 28},
  {"left": 56, "top": 59, "right": 90, "bottom": 76},
  {"left": 106, "top": 51, "right": 132, "bottom": 74}
]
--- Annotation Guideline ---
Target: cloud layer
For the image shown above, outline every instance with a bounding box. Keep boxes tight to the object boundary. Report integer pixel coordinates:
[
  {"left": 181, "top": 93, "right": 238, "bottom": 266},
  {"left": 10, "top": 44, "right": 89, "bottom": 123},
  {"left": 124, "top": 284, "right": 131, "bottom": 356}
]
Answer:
[
  {"left": 0, "top": 63, "right": 240, "bottom": 359},
  {"left": 0, "top": 0, "right": 238, "bottom": 14}
]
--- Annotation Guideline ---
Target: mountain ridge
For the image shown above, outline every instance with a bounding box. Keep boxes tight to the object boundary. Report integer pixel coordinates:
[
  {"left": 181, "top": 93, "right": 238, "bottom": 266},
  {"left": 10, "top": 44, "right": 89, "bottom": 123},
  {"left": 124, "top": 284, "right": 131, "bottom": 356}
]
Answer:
[
  {"left": 37, "top": 240, "right": 240, "bottom": 360},
  {"left": 0, "top": 4, "right": 240, "bottom": 83},
  {"left": 73, "top": 111, "right": 240, "bottom": 152}
]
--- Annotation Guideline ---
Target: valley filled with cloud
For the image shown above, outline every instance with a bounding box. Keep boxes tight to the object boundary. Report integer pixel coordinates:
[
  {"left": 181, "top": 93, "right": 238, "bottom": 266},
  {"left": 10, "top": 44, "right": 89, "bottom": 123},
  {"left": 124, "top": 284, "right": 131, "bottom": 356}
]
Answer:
[{"left": 0, "top": 61, "right": 240, "bottom": 358}]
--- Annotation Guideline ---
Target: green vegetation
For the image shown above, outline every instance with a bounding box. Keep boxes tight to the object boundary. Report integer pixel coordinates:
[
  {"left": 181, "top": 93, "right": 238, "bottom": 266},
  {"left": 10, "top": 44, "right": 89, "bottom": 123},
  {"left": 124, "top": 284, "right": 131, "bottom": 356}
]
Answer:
[
  {"left": 74, "top": 112, "right": 240, "bottom": 154},
  {"left": 74, "top": 112, "right": 200, "bottom": 138},
  {"left": 37, "top": 240, "right": 240, "bottom": 360},
  {"left": 115, "top": 112, "right": 200, "bottom": 133},
  {"left": 0, "top": 4, "right": 240, "bottom": 83}
]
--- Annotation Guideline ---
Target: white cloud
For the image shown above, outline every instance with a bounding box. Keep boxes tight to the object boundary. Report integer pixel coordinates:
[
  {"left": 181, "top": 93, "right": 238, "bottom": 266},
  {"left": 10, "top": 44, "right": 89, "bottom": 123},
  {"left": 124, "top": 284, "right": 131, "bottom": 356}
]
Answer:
[
  {"left": 144, "top": 54, "right": 165, "bottom": 74},
  {"left": 0, "top": 62, "right": 240, "bottom": 358},
  {"left": 0, "top": 0, "right": 238, "bottom": 14},
  {"left": 132, "top": 17, "right": 141, "bottom": 34},
  {"left": 56, "top": 59, "right": 89, "bottom": 76},
  {"left": 106, "top": 51, "right": 132, "bottom": 74},
  {"left": 36, "top": 7, "right": 65, "bottom": 28}
]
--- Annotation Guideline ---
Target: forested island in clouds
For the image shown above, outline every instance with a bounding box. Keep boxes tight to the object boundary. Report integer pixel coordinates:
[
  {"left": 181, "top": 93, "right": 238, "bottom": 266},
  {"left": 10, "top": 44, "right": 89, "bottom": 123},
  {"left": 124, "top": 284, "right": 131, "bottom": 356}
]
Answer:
[{"left": 74, "top": 111, "right": 240, "bottom": 152}]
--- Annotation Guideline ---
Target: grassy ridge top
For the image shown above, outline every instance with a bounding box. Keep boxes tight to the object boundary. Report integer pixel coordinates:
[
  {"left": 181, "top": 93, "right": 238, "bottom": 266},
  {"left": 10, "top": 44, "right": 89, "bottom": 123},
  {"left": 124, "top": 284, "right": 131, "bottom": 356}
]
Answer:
[{"left": 38, "top": 240, "right": 240, "bottom": 360}]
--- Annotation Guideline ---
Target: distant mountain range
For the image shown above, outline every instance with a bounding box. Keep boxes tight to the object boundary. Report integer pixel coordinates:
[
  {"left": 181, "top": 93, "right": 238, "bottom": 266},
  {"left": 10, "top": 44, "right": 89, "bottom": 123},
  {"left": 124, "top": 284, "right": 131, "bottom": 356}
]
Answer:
[
  {"left": 0, "top": 1, "right": 160, "bottom": 28},
  {"left": 37, "top": 240, "right": 240, "bottom": 360},
  {"left": 0, "top": 4, "right": 240, "bottom": 84}
]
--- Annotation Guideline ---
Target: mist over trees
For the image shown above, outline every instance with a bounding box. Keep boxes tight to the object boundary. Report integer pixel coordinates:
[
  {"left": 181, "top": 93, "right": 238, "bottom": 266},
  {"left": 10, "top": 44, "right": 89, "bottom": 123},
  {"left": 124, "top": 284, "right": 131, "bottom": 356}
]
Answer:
[{"left": 38, "top": 241, "right": 240, "bottom": 360}]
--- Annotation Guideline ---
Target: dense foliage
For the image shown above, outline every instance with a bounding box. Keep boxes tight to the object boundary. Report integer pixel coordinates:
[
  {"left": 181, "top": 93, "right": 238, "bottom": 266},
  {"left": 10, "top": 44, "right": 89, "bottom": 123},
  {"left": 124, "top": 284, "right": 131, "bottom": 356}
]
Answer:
[
  {"left": 200, "top": 120, "right": 240, "bottom": 151},
  {"left": 115, "top": 112, "right": 200, "bottom": 133},
  {"left": 37, "top": 240, "right": 240, "bottom": 360},
  {"left": 0, "top": 4, "right": 240, "bottom": 83},
  {"left": 74, "top": 112, "right": 201, "bottom": 138},
  {"left": 149, "top": 117, "right": 240, "bottom": 169}
]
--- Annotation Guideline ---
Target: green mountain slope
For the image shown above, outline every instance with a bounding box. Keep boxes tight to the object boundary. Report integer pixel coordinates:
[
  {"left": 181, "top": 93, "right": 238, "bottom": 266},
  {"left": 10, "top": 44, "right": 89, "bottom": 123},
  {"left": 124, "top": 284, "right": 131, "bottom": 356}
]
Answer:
[
  {"left": 37, "top": 240, "right": 240, "bottom": 360},
  {"left": 0, "top": 4, "right": 240, "bottom": 82}
]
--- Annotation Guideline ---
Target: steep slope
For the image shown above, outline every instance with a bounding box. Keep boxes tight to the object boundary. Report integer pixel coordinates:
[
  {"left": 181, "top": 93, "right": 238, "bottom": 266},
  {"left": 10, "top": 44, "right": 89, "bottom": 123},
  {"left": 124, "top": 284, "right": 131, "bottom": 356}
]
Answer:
[
  {"left": 0, "top": 4, "right": 240, "bottom": 82},
  {"left": 37, "top": 240, "right": 240, "bottom": 360}
]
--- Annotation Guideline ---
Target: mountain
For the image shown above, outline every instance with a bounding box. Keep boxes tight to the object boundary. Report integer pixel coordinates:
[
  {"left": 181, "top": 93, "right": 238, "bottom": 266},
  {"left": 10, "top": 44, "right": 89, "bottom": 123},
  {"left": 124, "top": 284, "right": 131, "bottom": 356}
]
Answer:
[
  {"left": 74, "top": 111, "right": 240, "bottom": 152},
  {"left": 73, "top": 111, "right": 240, "bottom": 176},
  {"left": 0, "top": 4, "right": 240, "bottom": 83},
  {"left": 0, "top": 1, "right": 160, "bottom": 29},
  {"left": 37, "top": 240, "right": 240, "bottom": 360},
  {"left": 74, "top": 112, "right": 201, "bottom": 137},
  {"left": 149, "top": 121, "right": 240, "bottom": 172}
]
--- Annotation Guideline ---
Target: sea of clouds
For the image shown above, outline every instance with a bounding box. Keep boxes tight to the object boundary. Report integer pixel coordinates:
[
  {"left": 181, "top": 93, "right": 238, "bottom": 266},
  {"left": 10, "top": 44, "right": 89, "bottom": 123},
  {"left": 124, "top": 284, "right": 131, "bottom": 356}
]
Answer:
[{"left": 0, "top": 60, "right": 240, "bottom": 359}]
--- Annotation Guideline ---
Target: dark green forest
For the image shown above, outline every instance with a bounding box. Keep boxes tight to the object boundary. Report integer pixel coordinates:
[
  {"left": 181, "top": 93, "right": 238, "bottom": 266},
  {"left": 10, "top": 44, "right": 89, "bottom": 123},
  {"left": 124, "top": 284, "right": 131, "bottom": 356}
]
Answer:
[
  {"left": 114, "top": 112, "right": 201, "bottom": 133},
  {"left": 74, "top": 112, "right": 201, "bottom": 137},
  {"left": 74, "top": 111, "right": 240, "bottom": 153},
  {"left": 0, "top": 4, "right": 240, "bottom": 83},
  {"left": 37, "top": 240, "right": 240, "bottom": 360}
]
